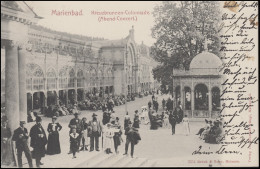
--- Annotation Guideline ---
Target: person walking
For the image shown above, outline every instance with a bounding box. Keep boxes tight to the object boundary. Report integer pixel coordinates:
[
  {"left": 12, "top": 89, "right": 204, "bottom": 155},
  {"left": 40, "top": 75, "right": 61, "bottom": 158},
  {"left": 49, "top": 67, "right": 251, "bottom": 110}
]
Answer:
[
  {"left": 68, "top": 112, "right": 82, "bottom": 152},
  {"left": 169, "top": 111, "right": 177, "bottom": 135},
  {"left": 88, "top": 113, "right": 102, "bottom": 152},
  {"left": 182, "top": 115, "right": 190, "bottom": 136},
  {"left": 133, "top": 112, "right": 140, "bottom": 129},
  {"left": 70, "top": 127, "right": 80, "bottom": 158},
  {"left": 80, "top": 117, "right": 89, "bottom": 151},
  {"left": 123, "top": 121, "right": 141, "bottom": 158},
  {"left": 124, "top": 112, "right": 130, "bottom": 130},
  {"left": 104, "top": 123, "right": 114, "bottom": 154},
  {"left": 46, "top": 116, "right": 62, "bottom": 155},
  {"left": 1, "top": 117, "right": 12, "bottom": 166},
  {"left": 12, "top": 121, "right": 33, "bottom": 168},
  {"left": 148, "top": 101, "right": 152, "bottom": 110},
  {"left": 30, "top": 116, "right": 47, "bottom": 168},
  {"left": 113, "top": 117, "right": 122, "bottom": 154}
]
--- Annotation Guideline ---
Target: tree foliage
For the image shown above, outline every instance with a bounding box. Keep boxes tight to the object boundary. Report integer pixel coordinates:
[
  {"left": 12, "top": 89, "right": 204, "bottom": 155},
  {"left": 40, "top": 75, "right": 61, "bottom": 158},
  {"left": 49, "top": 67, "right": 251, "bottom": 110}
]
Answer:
[{"left": 151, "top": 1, "right": 221, "bottom": 91}]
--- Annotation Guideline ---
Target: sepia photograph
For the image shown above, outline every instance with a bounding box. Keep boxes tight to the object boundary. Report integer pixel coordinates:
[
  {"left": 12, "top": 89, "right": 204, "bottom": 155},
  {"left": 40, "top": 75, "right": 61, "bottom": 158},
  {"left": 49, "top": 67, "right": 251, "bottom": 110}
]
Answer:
[{"left": 1, "top": 1, "right": 258, "bottom": 168}]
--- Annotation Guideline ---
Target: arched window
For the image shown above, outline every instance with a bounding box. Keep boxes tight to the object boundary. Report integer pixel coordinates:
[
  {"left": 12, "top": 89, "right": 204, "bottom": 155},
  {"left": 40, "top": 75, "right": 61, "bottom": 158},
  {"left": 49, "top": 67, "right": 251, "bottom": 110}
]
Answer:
[
  {"left": 90, "top": 68, "right": 97, "bottom": 87},
  {"left": 195, "top": 84, "right": 208, "bottom": 110},
  {"left": 47, "top": 68, "right": 56, "bottom": 90},
  {"left": 33, "top": 67, "right": 44, "bottom": 90},
  {"left": 175, "top": 86, "right": 181, "bottom": 106},
  {"left": 184, "top": 87, "right": 191, "bottom": 110},
  {"left": 59, "top": 67, "right": 67, "bottom": 89},
  {"left": 77, "top": 69, "right": 84, "bottom": 88},
  {"left": 68, "top": 68, "right": 75, "bottom": 88}
]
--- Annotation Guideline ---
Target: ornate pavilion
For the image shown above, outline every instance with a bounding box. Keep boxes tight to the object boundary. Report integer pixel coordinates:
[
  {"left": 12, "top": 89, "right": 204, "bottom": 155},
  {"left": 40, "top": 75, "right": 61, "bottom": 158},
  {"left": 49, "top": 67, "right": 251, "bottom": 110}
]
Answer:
[{"left": 172, "top": 44, "right": 223, "bottom": 119}]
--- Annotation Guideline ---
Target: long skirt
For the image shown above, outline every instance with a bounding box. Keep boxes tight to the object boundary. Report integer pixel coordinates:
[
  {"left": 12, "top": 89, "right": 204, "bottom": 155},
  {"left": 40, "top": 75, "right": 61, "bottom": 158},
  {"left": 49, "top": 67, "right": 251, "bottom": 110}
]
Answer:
[
  {"left": 1, "top": 139, "right": 13, "bottom": 165},
  {"left": 47, "top": 132, "right": 61, "bottom": 155}
]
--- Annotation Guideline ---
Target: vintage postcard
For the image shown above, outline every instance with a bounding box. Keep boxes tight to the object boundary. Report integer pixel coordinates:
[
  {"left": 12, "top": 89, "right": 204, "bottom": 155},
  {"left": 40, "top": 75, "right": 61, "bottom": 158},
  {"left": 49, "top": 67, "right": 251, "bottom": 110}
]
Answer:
[{"left": 1, "top": 1, "right": 258, "bottom": 168}]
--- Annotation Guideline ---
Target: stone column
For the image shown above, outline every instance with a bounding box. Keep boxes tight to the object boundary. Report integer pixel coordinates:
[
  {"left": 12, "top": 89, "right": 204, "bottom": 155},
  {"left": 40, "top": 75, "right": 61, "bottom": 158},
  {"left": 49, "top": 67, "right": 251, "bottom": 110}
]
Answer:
[
  {"left": 18, "top": 46, "right": 27, "bottom": 122},
  {"left": 66, "top": 90, "right": 69, "bottom": 106},
  {"left": 5, "top": 41, "right": 20, "bottom": 131},
  {"left": 182, "top": 89, "right": 185, "bottom": 110},
  {"left": 180, "top": 84, "right": 183, "bottom": 108},
  {"left": 74, "top": 77, "right": 78, "bottom": 103},
  {"left": 208, "top": 90, "right": 212, "bottom": 118},
  {"left": 191, "top": 90, "right": 195, "bottom": 118}
]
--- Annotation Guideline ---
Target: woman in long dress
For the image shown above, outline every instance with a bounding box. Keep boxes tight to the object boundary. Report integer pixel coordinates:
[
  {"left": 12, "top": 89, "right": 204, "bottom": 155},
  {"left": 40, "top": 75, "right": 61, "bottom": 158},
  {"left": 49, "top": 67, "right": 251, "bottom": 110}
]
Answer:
[
  {"left": 182, "top": 115, "right": 190, "bottom": 136},
  {"left": 46, "top": 116, "right": 62, "bottom": 155},
  {"left": 104, "top": 123, "right": 114, "bottom": 154},
  {"left": 1, "top": 117, "right": 12, "bottom": 165}
]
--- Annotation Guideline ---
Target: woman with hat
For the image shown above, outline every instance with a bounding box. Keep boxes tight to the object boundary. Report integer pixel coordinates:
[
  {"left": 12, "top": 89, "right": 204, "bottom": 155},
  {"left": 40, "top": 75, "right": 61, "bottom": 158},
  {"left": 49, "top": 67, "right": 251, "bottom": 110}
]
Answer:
[
  {"left": 30, "top": 116, "right": 47, "bottom": 168},
  {"left": 46, "top": 116, "right": 62, "bottom": 155}
]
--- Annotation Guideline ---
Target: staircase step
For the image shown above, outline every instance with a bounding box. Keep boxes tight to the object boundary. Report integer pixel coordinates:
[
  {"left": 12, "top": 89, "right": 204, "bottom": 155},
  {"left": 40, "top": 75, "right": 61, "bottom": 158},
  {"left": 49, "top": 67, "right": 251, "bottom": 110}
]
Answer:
[
  {"left": 126, "top": 157, "right": 148, "bottom": 167},
  {"left": 89, "top": 153, "right": 118, "bottom": 167},
  {"left": 103, "top": 154, "right": 127, "bottom": 167},
  {"left": 93, "top": 154, "right": 117, "bottom": 167},
  {"left": 118, "top": 156, "right": 138, "bottom": 167},
  {"left": 140, "top": 160, "right": 157, "bottom": 167},
  {"left": 75, "top": 151, "right": 104, "bottom": 167}
]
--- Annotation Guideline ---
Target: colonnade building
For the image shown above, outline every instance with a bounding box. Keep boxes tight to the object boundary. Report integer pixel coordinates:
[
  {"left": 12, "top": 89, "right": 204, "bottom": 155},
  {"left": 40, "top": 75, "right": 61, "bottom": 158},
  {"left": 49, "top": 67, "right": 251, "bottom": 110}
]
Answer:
[{"left": 1, "top": 1, "right": 158, "bottom": 131}]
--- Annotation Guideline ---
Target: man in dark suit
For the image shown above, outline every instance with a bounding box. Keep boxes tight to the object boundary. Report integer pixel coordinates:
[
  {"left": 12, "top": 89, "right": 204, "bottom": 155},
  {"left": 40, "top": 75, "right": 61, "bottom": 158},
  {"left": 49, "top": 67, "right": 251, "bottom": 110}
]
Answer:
[
  {"left": 12, "top": 121, "right": 33, "bottom": 168},
  {"left": 123, "top": 121, "right": 141, "bottom": 158},
  {"left": 169, "top": 111, "right": 177, "bottom": 135},
  {"left": 30, "top": 116, "right": 47, "bottom": 168}
]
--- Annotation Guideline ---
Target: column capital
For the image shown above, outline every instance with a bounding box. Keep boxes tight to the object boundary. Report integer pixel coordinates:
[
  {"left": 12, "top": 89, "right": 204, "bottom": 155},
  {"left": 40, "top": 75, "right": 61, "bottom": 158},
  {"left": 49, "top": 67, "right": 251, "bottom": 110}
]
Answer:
[{"left": 2, "top": 39, "right": 27, "bottom": 50}]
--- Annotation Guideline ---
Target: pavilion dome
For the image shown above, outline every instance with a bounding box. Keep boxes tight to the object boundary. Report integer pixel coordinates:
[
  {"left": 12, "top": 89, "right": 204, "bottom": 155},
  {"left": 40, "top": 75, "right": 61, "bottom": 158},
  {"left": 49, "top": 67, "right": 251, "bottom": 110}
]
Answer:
[{"left": 190, "top": 51, "right": 222, "bottom": 69}]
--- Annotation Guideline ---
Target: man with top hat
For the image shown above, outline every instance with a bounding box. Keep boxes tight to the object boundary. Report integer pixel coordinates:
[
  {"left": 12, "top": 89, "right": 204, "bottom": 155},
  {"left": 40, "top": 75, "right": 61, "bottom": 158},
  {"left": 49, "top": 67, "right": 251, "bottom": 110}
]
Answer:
[
  {"left": 123, "top": 120, "right": 141, "bottom": 158},
  {"left": 68, "top": 112, "right": 82, "bottom": 152},
  {"left": 30, "top": 116, "right": 47, "bottom": 168},
  {"left": 12, "top": 120, "right": 33, "bottom": 168},
  {"left": 88, "top": 113, "right": 102, "bottom": 152}
]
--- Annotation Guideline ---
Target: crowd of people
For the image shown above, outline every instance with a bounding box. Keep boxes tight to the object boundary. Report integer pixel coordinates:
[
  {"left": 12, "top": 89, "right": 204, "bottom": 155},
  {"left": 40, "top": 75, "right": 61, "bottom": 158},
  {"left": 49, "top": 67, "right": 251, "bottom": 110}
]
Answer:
[
  {"left": 196, "top": 119, "right": 223, "bottom": 144},
  {"left": 1, "top": 90, "right": 224, "bottom": 168}
]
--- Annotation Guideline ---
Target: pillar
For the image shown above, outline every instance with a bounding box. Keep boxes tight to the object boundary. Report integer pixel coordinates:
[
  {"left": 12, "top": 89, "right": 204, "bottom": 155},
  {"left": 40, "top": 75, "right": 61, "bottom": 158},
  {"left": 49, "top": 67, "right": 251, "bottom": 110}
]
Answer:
[
  {"left": 209, "top": 90, "right": 212, "bottom": 118},
  {"left": 66, "top": 90, "right": 68, "bottom": 106},
  {"left": 191, "top": 89, "right": 195, "bottom": 118},
  {"left": 18, "top": 46, "right": 27, "bottom": 122},
  {"left": 180, "top": 84, "right": 183, "bottom": 108},
  {"left": 182, "top": 89, "right": 185, "bottom": 110},
  {"left": 5, "top": 41, "right": 20, "bottom": 131}
]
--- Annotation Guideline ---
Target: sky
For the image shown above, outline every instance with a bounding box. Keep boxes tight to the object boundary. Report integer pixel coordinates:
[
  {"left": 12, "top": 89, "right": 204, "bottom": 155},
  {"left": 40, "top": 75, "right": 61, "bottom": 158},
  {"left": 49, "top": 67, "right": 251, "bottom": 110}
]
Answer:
[{"left": 26, "top": 1, "right": 160, "bottom": 46}]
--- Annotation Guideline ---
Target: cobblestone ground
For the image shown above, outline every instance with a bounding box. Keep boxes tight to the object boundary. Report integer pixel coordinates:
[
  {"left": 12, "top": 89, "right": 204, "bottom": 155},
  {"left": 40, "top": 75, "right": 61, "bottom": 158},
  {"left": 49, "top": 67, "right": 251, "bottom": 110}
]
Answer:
[{"left": 2, "top": 94, "right": 223, "bottom": 167}]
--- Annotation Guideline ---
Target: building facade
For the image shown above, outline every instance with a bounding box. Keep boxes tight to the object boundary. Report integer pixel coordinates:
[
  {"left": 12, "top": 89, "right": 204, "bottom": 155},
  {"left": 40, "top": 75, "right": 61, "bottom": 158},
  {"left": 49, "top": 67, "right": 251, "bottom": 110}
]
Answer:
[{"left": 1, "top": 2, "right": 158, "bottom": 126}]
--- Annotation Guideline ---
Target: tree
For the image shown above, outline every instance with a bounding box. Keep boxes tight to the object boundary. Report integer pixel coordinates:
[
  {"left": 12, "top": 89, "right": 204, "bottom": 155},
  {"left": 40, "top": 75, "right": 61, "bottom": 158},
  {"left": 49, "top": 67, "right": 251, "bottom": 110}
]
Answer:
[{"left": 151, "top": 1, "right": 221, "bottom": 89}]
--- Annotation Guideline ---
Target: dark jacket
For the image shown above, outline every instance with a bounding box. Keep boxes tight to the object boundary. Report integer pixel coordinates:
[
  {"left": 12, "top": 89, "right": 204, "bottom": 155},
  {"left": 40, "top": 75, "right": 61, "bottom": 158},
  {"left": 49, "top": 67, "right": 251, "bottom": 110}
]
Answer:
[
  {"left": 125, "top": 127, "right": 141, "bottom": 145},
  {"left": 12, "top": 127, "right": 29, "bottom": 150},
  {"left": 69, "top": 118, "right": 82, "bottom": 133},
  {"left": 169, "top": 114, "right": 177, "bottom": 125},
  {"left": 30, "top": 124, "right": 47, "bottom": 158}
]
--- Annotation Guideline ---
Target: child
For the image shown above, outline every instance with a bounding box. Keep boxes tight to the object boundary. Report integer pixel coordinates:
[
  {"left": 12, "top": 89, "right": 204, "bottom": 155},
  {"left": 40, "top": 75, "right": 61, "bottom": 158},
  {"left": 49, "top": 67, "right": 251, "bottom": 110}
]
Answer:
[
  {"left": 70, "top": 128, "right": 80, "bottom": 158},
  {"left": 182, "top": 115, "right": 190, "bottom": 136},
  {"left": 104, "top": 123, "right": 114, "bottom": 154}
]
